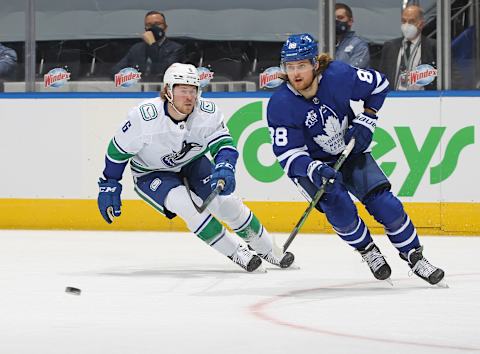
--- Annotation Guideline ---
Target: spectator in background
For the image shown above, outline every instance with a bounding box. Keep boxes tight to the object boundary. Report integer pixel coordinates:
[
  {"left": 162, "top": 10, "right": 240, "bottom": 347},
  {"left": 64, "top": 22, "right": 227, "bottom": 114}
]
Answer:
[
  {"left": 335, "top": 3, "right": 370, "bottom": 69},
  {"left": 379, "top": 5, "right": 436, "bottom": 90},
  {"left": 111, "top": 11, "right": 186, "bottom": 81},
  {"left": 452, "top": 25, "right": 477, "bottom": 89},
  {"left": 0, "top": 43, "right": 17, "bottom": 79}
]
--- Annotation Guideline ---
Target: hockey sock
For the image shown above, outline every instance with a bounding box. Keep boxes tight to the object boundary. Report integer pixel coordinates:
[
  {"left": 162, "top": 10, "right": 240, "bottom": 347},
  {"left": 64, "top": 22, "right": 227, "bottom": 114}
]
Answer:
[
  {"left": 320, "top": 186, "right": 370, "bottom": 250},
  {"left": 235, "top": 213, "right": 276, "bottom": 255},
  {"left": 364, "top": 189, "right": 420, "bottom": 253},
  {"left": 385, "top": 214, "right": 420, "bottom": 253},
  {"left": 333, "top": 217, "right": 373, "bottom": 250},
  {"left": 234, "top": 211, "right": 259, "bottom": 240},
  {"left": 207, "top": 193, "right": 261, "bottom": 236},
  {"left": 206, "top": 194, "right": 277, "bottom": 255},
  {"left": 194, "top": 215, "right": 241, "bottom": 257},
  {"left": 164, "top": 185, "right": 239, "bottom": 256}
]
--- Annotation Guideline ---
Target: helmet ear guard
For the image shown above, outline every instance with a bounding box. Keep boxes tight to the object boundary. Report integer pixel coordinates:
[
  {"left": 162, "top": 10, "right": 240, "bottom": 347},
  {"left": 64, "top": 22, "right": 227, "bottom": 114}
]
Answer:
[{"left": 165, "top": 86, "right": 174, "bottom": 103}]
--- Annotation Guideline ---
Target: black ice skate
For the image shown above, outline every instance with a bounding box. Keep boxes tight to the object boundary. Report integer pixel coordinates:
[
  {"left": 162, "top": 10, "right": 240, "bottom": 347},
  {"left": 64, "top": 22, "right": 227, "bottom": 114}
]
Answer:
[
  {"left": 229, "top": 244, "right": 263, "bottom": 272},
  {"left": 259, "top": 250, "right": 295, "bottom": 269},
  {"left": 400, "top": 246, "right": 445, "bottom": 286},
  {"left": 358, "top": 242, "right": 392, "bottom": 282}
]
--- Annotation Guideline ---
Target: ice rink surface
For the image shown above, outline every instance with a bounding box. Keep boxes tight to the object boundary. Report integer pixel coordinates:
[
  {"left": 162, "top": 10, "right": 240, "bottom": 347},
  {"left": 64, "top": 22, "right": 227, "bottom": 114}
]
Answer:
[{"left": 0, "top": 230, "right": 479, "bottom": 354}]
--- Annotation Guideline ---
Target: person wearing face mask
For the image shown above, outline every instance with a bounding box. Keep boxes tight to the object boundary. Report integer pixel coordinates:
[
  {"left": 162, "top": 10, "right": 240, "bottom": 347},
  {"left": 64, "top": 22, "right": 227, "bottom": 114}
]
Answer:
[
  {"left": 379, "top": 5, "right": 436, "bottom": 90},
  {"left": 334, "top": 3, "right": 370, "bottom": 69},
  {"left": 112, "top": 11, "right": 186, "bottom": 81}
]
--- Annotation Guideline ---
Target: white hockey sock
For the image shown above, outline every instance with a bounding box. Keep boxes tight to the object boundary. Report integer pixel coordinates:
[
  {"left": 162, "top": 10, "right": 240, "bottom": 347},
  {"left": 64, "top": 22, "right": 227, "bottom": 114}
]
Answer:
[
  {"left": 209, "top": 231, "right": 242, "bottom": 257},
  {"left": 207, "top": 194, "right": 251, "bottom": 229},
  {"left": 247, "top": 227, "right": 275, "bottom": 255},
  {"left": 165, "top": 186, "right": 240, "bottom": 257},
  {"left": 207, "top": 194, "right": 278, "bottom": 255}
]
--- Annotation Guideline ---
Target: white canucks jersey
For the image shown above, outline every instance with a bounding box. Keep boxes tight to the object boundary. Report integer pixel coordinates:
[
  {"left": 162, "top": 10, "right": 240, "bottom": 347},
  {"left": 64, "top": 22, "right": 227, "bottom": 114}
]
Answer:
[{"left": 106, "top": 97, "right": 236, "bottom": 177}]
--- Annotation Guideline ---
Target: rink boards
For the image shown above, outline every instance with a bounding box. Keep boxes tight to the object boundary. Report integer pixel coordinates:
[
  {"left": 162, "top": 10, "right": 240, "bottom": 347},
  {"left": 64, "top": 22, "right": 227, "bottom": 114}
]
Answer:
[{"left": 0, "top": 91, "right": 478, "bottom": 234}]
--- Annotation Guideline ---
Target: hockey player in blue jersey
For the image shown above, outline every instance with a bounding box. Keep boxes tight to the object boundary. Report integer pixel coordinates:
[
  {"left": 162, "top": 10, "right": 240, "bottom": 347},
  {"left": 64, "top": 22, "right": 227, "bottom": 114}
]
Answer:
[{"left": 267, "top": 33, "right": 445, "bottom": 285}]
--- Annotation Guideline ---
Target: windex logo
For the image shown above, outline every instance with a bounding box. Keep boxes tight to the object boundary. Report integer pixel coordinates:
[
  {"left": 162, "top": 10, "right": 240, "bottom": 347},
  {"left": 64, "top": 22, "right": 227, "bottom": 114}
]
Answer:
[
  {"left": 259, "top": 66, "right": 283, "bottom": 89},
  {"left": 409, "top": 64, "right": 437, "bottom": 86},
  {"left": 197, "top": 67, "right": 214, "bottom": 88},
  {"left": 114, "top": 67, "right": 142, "bottom": 88},
  {"left": 44, "top": 68, "right": 71, "bottom": 88}
]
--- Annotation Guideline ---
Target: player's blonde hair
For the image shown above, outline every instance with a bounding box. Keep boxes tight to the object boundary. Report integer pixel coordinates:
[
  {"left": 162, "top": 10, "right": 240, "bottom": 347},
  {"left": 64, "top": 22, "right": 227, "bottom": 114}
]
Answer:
[
  {"left": 160, "top": 86, "right": 168, "bottom": 100},
  {"left": 315, "top": 53, "right": 333, "bottom": 75}
]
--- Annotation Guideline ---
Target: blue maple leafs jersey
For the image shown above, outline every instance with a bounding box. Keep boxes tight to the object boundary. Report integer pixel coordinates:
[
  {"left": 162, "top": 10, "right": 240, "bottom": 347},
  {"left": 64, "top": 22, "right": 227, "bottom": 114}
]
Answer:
[{"left": 266, "top": 60, "right": 389, "bottom": 179}]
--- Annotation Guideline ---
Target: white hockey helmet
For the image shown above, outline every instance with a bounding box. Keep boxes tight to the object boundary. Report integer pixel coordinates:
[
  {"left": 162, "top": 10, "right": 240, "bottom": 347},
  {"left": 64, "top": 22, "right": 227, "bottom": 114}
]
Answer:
[{"left": 163, "top": 63, "right": 200, "bottom": 92}]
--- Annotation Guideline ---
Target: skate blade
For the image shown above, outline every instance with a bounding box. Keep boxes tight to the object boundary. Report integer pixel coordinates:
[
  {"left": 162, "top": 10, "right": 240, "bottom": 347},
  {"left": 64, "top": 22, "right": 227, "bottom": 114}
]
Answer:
[
  {"left": 435, "top": 280, "right": 449, "bottom": 288},
  {"left": 254, "top": 264, "right": 268, "bottom": 273},
  {"left": 285, "top": 262, "right": 301, "bottom": 270},
  {"left": 384, "top": 277, "right": 394, "bottom": 286}
]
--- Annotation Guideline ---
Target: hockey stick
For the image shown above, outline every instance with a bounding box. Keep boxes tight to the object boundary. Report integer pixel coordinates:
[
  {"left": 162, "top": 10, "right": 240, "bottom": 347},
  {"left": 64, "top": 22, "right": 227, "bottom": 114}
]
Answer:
[
  {"left": 106, "top": 178, "right": 224, "bottom": 222},
  {"left": 106, "top": 207, "right": 115, "bottom": 223},
  {"left": 184, "top": 177, "right": 225, "bottom": 213},
  {"left": 283, "top": 138, "right": 356, "bottom": 252}
]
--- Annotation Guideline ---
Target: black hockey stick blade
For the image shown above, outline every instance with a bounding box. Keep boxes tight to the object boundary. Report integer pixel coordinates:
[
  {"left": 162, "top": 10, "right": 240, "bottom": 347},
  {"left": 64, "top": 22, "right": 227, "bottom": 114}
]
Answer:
[
  {"left": 183, "top": 177, "right": 225, "bottom": 213},
  {"left": 283, "top": 138, "right": 356, "bottom": 252}
]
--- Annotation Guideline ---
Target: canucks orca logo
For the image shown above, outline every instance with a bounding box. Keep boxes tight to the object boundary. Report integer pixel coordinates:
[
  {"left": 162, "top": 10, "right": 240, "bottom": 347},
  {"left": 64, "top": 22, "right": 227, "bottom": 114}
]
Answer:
[{"left": 161, "top": 141, "right": 203, "bottom": 167}]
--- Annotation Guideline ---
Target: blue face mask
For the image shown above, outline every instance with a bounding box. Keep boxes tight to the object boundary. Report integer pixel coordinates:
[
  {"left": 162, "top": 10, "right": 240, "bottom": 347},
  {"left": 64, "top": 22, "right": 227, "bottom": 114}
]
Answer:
[{"left": 336, "top": 20, "right": 349, "bottom": 35}]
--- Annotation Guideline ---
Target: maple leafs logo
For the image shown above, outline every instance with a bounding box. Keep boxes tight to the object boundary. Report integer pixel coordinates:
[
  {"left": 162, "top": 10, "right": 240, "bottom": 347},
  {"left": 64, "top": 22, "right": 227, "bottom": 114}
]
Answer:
[
  {"left": 305, "top": 110, "right": 318, "bottom": 128},
  {"left": 313, "top": 105, "right": 349, "bottom": 155}
]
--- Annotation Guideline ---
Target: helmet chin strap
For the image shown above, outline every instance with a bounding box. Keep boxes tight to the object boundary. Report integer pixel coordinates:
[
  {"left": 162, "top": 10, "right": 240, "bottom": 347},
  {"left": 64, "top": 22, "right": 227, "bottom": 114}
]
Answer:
[{"left": 166, "top": 89, "right": 189, "bottom": 119}]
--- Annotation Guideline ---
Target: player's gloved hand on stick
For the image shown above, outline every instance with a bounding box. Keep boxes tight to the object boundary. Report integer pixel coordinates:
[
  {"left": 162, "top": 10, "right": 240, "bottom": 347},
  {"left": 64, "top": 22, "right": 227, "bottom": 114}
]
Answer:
[
  {"left": 211, "top": 161, "right": 235, "bottom": 195},
  {"left": 97, "top": 178, "right": 122, "bottom": 223},
  {"left": 308, "top": 161, "right": 343, "bottom": 194},
  {"left": 344, "top": 111, "right": 378, "bottom": 154}
]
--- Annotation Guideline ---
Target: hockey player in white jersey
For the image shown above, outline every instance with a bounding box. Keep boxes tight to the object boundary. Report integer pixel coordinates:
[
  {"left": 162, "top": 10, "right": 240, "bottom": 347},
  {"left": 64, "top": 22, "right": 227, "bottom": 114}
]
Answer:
[{"left": 97, "top": 63, "right": 294, "bottom": 272}]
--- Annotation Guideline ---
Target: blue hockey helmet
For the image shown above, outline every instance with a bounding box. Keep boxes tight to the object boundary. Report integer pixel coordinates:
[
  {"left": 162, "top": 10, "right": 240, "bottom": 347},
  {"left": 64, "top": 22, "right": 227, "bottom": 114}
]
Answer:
[{"left": 280, "top": 33, "right": 318, "bottom": 63}]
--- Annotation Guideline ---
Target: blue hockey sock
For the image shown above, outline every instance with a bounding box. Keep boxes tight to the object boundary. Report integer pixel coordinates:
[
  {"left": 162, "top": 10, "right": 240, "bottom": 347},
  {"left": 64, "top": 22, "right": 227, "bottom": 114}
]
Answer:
[
  {"left": 333, "top": 217, "right": 373, "bottom": 250},
  {"left": 364, "top": 189, "right": 420, "bottom": 253},
  {"left": 385, "top": 214, "right": 420, "bottom": 253}
]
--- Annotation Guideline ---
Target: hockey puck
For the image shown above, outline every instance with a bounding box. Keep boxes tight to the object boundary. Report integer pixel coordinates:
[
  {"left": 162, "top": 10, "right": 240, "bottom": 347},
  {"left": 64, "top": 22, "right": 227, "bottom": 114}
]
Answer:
[{"left": 65, "top": 286, "right": 81, "bottom": 295}]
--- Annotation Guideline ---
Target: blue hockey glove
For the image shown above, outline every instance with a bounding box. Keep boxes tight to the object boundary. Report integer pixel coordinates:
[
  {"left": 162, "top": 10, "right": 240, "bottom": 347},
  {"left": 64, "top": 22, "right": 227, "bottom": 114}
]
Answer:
[
  {"left": 211, "top": 162, "right": 235, "bottom": 195},
  {"left": 344, "top": 112, "right": 377, "bottom": 154},
  {"left": 98, "top": 178, "right": 122, "bottom": 223},
  {"left": 308, "top": 161, "right": 343, "bottom": 194}
]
